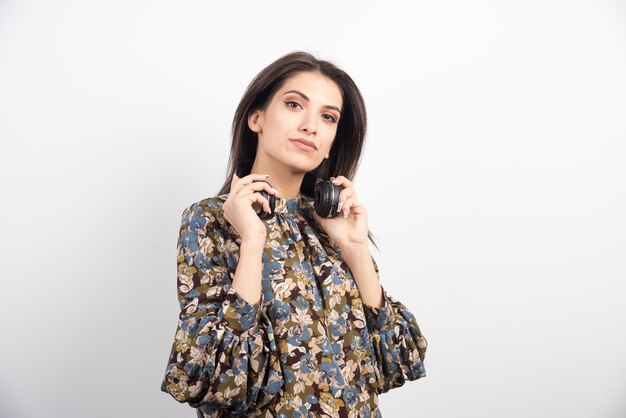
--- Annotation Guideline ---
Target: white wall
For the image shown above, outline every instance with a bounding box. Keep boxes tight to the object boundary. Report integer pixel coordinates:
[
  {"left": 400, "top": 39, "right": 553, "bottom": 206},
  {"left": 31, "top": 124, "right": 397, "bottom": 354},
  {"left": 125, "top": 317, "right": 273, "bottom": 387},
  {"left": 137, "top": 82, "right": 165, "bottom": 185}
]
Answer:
[{"left": 1, "top": 1, "right": 625, "bottom": 417}]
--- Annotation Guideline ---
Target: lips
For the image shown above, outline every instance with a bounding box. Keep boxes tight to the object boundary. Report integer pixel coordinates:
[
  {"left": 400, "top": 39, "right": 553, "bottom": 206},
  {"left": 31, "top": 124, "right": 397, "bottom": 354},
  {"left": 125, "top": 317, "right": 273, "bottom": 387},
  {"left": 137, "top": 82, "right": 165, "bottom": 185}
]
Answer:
[{"left": 290, "top": 138, "right": 317, "bottom": 150}]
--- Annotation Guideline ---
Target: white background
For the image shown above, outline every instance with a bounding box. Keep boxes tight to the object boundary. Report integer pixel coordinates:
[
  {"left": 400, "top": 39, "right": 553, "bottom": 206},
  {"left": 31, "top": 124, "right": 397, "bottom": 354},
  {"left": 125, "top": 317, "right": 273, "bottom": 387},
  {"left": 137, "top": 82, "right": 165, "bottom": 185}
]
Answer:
[{"left": 1, "top": 1, "right": 625, "bottom": 417}]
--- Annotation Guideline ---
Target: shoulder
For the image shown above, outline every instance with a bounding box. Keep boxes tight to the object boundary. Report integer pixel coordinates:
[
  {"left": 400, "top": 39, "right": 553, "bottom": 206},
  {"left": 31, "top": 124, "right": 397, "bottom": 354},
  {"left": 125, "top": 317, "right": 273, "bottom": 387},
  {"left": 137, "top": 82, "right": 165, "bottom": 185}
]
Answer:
[
  {"left": 179, "top": 193, "right": 233, "bottom": 234},
  {"left": 180, "top": 193, "right": 227, "bottom": 217}
]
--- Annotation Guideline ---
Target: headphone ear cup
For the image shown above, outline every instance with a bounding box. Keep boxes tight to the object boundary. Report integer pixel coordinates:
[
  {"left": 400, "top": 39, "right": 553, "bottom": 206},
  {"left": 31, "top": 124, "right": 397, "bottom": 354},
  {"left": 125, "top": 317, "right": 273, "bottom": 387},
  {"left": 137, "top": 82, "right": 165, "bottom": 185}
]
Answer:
[
  {"left": 252, "top": 178, "right": 275, "bottom": 220},
  {"left": 314, "top": 179, "right": 342, "bottom": 218},
  {"left": 257, "top": 188, "right": 275, "bottom": 220},
  {"left": 235, "top": 164, "right": 275, "bottom": 220}
]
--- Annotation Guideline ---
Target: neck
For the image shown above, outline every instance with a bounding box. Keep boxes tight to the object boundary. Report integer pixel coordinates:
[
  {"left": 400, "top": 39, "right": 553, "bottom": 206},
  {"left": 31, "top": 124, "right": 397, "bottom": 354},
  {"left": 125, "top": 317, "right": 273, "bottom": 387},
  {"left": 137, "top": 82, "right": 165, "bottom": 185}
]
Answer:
[{"left": 250, "top": 159, "right": 304, "bottom": 199}]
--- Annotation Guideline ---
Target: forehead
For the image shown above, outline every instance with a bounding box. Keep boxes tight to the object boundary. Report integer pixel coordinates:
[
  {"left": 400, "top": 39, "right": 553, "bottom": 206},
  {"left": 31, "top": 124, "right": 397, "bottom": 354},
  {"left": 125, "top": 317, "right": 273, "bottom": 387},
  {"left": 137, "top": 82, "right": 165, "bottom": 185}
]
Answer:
[{"left": 279, "top": 72, "right": 343, "bottom": 109}]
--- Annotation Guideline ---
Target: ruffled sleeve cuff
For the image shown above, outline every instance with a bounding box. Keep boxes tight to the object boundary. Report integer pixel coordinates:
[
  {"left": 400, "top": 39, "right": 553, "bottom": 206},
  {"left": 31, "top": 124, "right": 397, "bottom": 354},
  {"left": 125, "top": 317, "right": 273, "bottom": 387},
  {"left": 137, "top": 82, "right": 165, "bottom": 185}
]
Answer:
[
  {"left": 219, "top": 284, "right": 265, "bottom": 337},
  {"left": 362, "top": 284, "right": 396, "bottom": 332}
]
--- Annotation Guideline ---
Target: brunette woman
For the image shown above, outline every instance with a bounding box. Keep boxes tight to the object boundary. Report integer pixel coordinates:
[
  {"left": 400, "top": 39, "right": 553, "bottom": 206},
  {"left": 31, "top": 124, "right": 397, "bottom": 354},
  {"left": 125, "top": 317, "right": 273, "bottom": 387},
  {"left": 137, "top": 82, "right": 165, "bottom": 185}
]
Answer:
[{"left": 161, "top": 51, "right": 427, "bottom": 418}]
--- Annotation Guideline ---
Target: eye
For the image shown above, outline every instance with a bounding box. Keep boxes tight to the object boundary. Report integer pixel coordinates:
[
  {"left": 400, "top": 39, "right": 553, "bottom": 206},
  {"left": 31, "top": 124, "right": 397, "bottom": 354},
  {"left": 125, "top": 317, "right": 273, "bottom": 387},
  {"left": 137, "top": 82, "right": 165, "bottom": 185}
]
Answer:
[
  {"left": 323, "top": 114, "right": 338, "bottom": 123},
  {"left": 284, "top": 100, "right": 301, "bottom": 109}
]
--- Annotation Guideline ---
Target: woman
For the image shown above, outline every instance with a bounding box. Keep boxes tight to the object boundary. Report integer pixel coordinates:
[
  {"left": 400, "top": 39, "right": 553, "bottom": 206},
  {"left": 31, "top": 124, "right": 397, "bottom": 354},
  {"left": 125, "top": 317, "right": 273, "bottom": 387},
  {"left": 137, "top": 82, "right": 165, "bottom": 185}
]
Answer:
[{"left": 161, "top": 51, "right": 427, "bottom": 417}]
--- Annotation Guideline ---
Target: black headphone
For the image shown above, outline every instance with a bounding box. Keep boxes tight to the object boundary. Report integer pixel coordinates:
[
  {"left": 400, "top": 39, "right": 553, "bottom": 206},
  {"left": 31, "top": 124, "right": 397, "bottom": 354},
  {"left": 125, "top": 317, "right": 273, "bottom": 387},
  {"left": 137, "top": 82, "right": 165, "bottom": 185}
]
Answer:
[{"left": 235, "top": 165, "right": 342, "bottom": 220}]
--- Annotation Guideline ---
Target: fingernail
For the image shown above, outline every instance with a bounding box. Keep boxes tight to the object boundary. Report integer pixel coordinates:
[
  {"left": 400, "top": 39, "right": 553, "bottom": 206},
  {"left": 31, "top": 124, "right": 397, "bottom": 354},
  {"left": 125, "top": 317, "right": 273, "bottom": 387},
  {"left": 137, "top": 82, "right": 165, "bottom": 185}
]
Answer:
[
  {"left": 271, "top": 187, "right": 278, "bottom": 194},
  {"left": 343, "top": 211, "right": 348, "bottom": 218},
  {"left": 265, "top": 174, "right": 270, "bottom": 178}
]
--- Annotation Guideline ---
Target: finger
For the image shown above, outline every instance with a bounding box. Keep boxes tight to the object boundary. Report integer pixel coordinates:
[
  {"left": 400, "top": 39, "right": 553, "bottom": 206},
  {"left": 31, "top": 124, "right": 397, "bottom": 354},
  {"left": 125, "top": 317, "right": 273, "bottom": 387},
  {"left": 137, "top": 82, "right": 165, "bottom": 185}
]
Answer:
[
  {"left": 231, "top": 173, "right": 271, "bottom": 195},
  {"left": 341, "top": 196, "right": 358, "bottom": 218},
  {"left": 312, "top": 210, "right": 326, "bottom": 227},
  {"left": 231, "top": 172, "right": 239, "bottom": 189},
  {"left": 248, "top": 191, "right": 272, "bottom": 214},
  {"left": 245, "top": 180, "right": 278, "bottom": 197},
  {"left": 330, "top": 175, "right": 353, "bottom": 188},
  {"left": 337, "top": 187, "right": 354, "bottom": 205}
]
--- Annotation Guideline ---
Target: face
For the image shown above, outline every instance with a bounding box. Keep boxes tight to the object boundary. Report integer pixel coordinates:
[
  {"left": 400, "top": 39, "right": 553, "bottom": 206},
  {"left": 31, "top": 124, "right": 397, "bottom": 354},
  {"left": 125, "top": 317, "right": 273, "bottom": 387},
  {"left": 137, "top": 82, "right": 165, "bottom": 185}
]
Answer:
[{"left": 248, "top": 71, "right": 343, "bottom": 173}]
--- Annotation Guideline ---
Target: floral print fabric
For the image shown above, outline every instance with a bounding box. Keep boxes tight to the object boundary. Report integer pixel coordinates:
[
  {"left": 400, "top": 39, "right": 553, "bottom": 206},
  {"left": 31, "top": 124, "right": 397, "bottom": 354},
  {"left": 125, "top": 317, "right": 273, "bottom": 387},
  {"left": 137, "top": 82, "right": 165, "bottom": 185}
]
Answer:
[{"left": 161, "top": 193, "right": 427, "bottom": 417}]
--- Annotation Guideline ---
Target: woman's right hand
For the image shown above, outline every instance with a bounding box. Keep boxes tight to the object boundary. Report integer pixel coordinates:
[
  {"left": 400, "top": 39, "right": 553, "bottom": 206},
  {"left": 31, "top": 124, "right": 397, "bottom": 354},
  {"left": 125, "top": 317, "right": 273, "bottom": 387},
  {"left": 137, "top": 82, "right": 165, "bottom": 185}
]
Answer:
[{"left": 223, "top": 173, "right": 278, "bottom": 245}]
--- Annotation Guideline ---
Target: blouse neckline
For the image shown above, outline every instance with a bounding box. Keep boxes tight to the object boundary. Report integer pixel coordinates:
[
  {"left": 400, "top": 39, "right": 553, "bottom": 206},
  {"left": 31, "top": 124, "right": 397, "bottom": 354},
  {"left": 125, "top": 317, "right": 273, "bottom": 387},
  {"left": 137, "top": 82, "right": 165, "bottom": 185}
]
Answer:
[
  {"left": 274, "top": 193, "right": 304, "bottom": 214},
  {"left": 216, "top": 192, "right": 314, "bottom": 215}
]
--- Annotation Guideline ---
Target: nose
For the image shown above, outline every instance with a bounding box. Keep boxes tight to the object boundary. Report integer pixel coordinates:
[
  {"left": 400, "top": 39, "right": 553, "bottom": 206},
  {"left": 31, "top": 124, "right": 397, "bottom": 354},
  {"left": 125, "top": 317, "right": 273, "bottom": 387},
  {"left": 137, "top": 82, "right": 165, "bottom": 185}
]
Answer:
[{"left": 299, "top": 111, "right": 318, "bottom": 135}]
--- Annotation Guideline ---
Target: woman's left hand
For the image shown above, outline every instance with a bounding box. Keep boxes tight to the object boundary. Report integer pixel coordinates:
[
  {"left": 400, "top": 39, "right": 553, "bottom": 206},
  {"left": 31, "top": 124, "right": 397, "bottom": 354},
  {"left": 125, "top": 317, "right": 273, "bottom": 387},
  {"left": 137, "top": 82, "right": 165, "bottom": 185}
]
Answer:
[{"left": 311, "top": 175, "right": 369, "bottom": 250}]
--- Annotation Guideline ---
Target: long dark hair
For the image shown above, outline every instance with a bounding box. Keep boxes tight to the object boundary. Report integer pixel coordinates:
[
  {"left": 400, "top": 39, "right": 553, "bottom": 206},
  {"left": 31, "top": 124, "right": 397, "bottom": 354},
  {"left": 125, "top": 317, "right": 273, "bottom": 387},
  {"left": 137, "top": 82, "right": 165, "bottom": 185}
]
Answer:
[{"left": 217, "top": 50, "right": 379, "bottom": 251}]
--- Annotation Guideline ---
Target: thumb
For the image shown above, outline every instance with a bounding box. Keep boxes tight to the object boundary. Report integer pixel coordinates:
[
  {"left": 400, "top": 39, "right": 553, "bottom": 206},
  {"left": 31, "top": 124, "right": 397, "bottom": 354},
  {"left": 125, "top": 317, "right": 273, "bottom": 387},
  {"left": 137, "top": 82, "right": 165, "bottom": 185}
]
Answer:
[
  {"left": 312, "top": 211, "right": 324, "bottom": 226},
  {"left": 230, "top": 172, "right": 239, "bottom": 191}
]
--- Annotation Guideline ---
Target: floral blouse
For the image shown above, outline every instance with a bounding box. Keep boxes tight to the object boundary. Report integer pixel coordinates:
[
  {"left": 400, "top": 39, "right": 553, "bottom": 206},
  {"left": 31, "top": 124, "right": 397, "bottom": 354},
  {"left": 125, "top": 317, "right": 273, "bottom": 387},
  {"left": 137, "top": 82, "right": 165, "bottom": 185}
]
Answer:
[{"left": 161, "top": 192, "right": 428, "bottom": 417}]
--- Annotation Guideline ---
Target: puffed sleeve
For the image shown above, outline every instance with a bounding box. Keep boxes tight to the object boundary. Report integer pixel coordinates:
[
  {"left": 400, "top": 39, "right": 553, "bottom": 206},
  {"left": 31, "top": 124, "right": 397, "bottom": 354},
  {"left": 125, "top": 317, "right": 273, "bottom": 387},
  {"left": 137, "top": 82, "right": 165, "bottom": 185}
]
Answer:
[
  {"left": 361, "top": 255, "right": 428, "bottom": 394},
  {"left": 160, "top": 202, "right": 284, "bottom": 414}
]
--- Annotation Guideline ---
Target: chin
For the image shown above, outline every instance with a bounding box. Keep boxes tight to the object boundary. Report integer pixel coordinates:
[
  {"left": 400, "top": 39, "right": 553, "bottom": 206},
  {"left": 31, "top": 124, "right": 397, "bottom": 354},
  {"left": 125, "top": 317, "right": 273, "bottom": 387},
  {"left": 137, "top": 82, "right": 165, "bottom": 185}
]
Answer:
[
  {"left": 283, "top": 160, "right": 316, "bottom": 175},
  {"left": 280, "top": 154, "right": 316, "bottom": 172}
]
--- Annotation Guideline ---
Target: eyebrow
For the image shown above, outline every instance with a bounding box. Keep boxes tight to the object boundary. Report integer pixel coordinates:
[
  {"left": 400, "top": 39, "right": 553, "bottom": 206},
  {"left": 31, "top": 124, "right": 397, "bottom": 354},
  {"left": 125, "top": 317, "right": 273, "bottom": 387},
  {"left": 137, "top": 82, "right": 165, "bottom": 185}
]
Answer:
[{"left": 283, "top": 89, "right": 342, "bottom": 115}]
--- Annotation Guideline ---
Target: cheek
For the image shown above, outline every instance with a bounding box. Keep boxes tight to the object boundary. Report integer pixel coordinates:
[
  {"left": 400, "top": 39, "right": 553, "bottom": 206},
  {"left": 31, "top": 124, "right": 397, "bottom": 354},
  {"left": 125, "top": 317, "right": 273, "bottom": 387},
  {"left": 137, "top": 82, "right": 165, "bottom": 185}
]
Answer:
[
  {"left": 320, "top": 121, "right": 337, "bottom": 135},
  {"left": 322, "top": 131, "right": 337, "bottom": 150}
]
